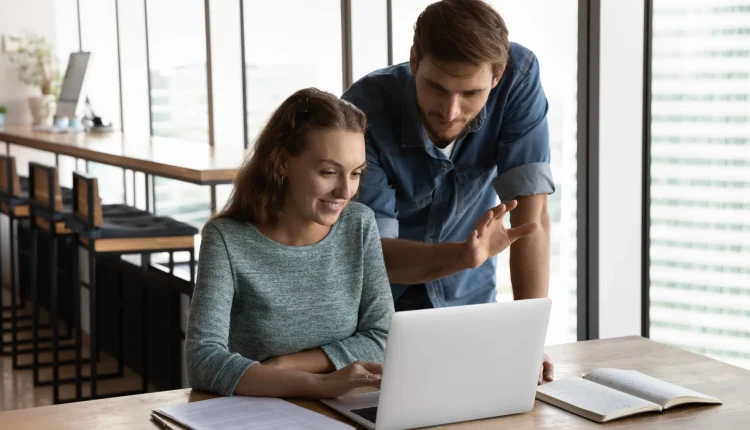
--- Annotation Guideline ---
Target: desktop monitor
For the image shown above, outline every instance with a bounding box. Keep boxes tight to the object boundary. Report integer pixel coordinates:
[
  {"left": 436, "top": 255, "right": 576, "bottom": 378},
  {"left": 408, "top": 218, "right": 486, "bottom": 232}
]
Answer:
[{"left": 55, "top": 51, "right": 90, "bottom": 119}]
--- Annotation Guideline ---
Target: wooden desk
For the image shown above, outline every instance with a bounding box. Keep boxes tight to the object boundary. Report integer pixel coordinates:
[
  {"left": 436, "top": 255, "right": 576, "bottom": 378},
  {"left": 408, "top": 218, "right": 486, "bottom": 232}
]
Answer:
[
  {"left": 0, "top": 125, "right": 245, "bottom": 185},
  {"left": 1, "top": 336, "right": 748, "bottom": 429}
]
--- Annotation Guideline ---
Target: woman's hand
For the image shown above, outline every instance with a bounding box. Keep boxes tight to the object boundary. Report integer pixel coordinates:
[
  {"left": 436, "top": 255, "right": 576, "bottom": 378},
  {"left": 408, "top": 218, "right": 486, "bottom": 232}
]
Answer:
[{"left": 310, "top": 361, "right": 383, "bottom": 398}]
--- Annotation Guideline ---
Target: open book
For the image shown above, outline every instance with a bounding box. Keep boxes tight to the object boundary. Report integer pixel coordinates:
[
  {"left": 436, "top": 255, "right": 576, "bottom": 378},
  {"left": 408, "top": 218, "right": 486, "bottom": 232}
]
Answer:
[{"left": 535, "top": 368, "right": 721, "bottom": 423}]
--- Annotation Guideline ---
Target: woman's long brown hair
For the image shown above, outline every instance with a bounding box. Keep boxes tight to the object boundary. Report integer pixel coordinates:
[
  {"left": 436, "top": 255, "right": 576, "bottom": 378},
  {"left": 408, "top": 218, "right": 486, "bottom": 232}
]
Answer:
[{"left": 214, "top": 88, "right": 367, "bottom": 225}]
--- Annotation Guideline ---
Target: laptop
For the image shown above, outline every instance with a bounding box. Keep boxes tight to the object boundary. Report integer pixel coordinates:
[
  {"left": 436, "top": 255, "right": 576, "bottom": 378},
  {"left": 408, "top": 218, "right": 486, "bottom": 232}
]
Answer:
[{"left": 321, "top": 298, "right": 552, "bottom": 430}]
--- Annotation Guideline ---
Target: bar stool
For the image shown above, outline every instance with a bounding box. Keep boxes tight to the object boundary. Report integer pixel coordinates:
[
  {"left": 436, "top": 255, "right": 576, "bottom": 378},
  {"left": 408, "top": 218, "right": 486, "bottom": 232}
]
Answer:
[
  {"left": 0, "top": 154, "right": 31, "bottom": 365},
  {"left": 2, "top": 157, "right": 82, "bottom": 377},
  {"left": 27, "top": 162, "right": 94, "bottom": 402},
  {"left": 65, "top": 171, "right": 197, "bottom": 402}
]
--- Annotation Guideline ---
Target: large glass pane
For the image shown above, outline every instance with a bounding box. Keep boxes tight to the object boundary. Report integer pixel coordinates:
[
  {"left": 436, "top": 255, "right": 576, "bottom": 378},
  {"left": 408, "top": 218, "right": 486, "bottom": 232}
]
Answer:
[
  {"left": 79, "top": 0, "right": 121, "bottom": 130},
  {"left": 145, "top": 0, "right": 211, "bottom": 238},
  {"left": 243, "top": 0, "right": 342, "bottom": 145},
  {"left": 352, "top": 0, "right": 388, "bottom": 81},
  {"left": 392, "top": 0, "right": 579, "bottom": 345},
  {"left": 649, "top": 0, "right": 750, "bottom": 369},
  {"left": 79, "top": 0, "right": 125, "bottom": 203},
  {"left": 145, "top": 0, "right": 209, "bottom": 142},
  {"left": 391, "top": 0, "right": 436, "bottom": 64}
]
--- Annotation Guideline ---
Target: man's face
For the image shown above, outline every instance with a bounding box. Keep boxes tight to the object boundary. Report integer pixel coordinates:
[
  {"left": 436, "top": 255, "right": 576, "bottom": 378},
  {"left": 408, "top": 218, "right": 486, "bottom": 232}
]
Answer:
[{"left": 410, "top": 51, "right": 501, "bottom": 147}]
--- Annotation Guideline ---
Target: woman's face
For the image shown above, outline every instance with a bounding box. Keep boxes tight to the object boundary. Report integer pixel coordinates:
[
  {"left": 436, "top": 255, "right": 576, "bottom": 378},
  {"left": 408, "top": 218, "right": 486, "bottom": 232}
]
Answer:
[{"left": 282, "top": 128, "right": 366, "bottom": 227}]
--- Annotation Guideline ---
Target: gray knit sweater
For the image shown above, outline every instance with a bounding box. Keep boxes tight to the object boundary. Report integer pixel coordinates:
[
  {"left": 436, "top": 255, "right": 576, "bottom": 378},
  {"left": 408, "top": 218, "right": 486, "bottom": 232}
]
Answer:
[{"left": 185, "top": 202, "right": 394, "bottom": 396}]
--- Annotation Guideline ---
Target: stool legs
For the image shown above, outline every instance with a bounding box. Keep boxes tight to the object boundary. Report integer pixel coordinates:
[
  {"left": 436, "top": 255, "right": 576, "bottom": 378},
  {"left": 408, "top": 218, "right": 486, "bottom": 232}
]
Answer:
[
  {"left": 88, "top": 244, "right": 98, "bottom": 399},
  {"left": 117, "top": 263, "right": 124, "bottom": 378},
  {"left": 49, "top": 226, "right": 60, "bottom": 403},
  {"left": 73, "top": 239, "right": 82, "bottom": 401},
  {"left": 0, "top": 215, "right": 4, "bottom": 356},
  {"left": 10, "top": 217, "right": 19, "bottom": 368},
  {"left": 30, "top": 223, "right": 40, "bottom": 385},
  {"left": 141, "top": 253, "right": 149, "bottom": 394}
]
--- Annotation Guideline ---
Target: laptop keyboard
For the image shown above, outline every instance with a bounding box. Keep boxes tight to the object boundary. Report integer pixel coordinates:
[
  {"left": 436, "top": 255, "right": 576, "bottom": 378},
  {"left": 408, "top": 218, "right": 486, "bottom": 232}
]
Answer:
[{"left": 350, "top": 406, "right": 378, "bottom": 424}]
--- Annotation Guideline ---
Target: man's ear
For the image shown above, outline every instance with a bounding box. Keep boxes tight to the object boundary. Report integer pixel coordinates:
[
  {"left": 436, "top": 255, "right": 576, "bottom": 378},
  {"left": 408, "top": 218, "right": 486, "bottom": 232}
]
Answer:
[
  {"left": 491, "top": 67, "right": 504, "bottom": 88},
  {"left": 409, "top": 46, "right": 418, "bottom": 75}
]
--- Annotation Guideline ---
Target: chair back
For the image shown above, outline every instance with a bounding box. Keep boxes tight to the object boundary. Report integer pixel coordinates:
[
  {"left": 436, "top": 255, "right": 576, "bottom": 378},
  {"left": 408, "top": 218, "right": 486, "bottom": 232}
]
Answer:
[
  {"left": 72, "top": 171, "right": 103, "bottom": 228},
  {"left": 0, "top": 155, "right": 21, "bottom": 197},
  {"left": 29, "top": 162, "right": 63, "bottom": 211}
]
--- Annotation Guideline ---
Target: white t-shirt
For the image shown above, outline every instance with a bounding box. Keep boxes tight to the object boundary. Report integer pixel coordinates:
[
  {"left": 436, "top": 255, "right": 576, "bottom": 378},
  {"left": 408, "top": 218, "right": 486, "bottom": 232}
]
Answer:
[{"left": 437, "top": 140, "right": 456, "bottom": 159}]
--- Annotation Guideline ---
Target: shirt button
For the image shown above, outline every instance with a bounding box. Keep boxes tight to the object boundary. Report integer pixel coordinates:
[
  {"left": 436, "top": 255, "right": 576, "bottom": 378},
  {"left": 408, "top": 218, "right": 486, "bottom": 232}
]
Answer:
[{"left": 440, "top": 164, "right": 447, "bottom": 170}]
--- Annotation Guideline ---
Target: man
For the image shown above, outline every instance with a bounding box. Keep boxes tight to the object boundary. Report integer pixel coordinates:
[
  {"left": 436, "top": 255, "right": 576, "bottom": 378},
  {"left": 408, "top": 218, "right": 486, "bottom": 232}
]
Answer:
[{"left": 343, "top": 0, "right": 555, "bottom": 384}]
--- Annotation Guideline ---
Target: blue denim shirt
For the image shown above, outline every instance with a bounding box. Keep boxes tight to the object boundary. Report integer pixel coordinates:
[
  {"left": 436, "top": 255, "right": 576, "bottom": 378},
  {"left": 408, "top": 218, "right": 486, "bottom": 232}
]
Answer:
[{"left": 343, "top": 42, "right": 554, "bottom": 307}]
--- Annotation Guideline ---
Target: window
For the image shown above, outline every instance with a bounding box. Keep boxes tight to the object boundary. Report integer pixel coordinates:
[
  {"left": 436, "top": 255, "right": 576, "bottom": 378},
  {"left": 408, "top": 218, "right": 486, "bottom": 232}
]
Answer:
[
  {"left": 648, "top": 0, "right": 750, "bottom": 369},
  {"left": 79, "top": 0, "right": 121, "bottom": 131},
  {"left": 391, "top": 0, "right": 435, "bottom": 65},
  {"left": 78, "top": 0, "right": 125, "bottom": 203},
  {"left": 145, "top": 0, "right": 209, "bottom": 142},
  {"left": 351, "top": 0, "right": 388, "bottom": 81},
  {"left": 391, "top": 0, "right": 579, "bottom": 345},
  {"left": 242, "top": 0, "right": 342, "bottom": 145},
  {"left": 144, "top": 0, "right": 212, "bottom": 231}
]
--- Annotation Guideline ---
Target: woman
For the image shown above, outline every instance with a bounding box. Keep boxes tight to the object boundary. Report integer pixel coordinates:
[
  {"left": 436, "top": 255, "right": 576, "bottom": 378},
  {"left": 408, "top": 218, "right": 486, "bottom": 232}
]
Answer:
[{"left": 185, "top": 88, "right": 395, "bottom": 399}]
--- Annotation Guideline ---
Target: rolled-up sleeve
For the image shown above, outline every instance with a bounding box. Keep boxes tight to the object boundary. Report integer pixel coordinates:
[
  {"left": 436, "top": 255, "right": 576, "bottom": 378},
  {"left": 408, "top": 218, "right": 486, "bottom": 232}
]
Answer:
[
  {"left": 493, "top": 53, "right": 555, "bottom": 202},
  {"left": 357, "top": 135, "right": 399, "bottom": 239},
  {"left": 185, "top": 224, "right": 255, "bottom": 396}
]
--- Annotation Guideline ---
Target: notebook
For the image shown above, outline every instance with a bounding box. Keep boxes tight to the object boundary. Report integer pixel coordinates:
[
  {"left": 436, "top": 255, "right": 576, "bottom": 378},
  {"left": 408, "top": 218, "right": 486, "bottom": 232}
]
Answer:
[
  {"left": 535, "top": 368, "right": 721, "bottom": 423},
  {"left": 153, "top": 396, "right": 354, "bottom": 430}
]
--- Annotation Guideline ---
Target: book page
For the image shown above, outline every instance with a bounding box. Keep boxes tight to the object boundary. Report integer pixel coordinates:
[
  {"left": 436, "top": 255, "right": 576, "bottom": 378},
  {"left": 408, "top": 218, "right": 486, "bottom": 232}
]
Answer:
[
  {"left": 536, "top": 377, "right": 662, "bottom": 422},
  {"left": 583, "top": 368, "right": 720, "bottom": 408},
  {"left": 154, "top": 396, "right": 354, "bottom": 430}
]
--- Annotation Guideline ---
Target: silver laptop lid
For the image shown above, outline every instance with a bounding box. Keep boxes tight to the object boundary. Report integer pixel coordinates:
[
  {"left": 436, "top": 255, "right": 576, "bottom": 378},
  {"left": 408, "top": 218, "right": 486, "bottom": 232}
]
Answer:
[{"left": 376, "top": 298, "right": 551, "bottom": 430}]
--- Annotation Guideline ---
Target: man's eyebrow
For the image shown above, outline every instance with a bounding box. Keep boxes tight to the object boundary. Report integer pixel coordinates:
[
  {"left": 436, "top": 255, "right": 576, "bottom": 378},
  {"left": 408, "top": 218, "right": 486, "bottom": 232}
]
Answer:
[
  {"left": 424, "top": 78, "right": 448, "bottom": 91},
  {"left": 424, "top": 77, "right": 487, "bottom": 93}
]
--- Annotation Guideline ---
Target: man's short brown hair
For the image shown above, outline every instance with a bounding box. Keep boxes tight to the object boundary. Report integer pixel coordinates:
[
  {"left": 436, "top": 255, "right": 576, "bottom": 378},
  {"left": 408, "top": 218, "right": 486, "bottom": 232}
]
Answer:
[{"left": 413, "top": 0, "right": 510, "bottom": 75}]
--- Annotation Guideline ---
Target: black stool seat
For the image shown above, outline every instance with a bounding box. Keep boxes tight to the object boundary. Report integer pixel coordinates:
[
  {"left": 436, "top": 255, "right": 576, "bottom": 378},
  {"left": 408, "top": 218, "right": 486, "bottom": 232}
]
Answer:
[{"left": 69, "top": 204, "right": 199, "bottom": 239}]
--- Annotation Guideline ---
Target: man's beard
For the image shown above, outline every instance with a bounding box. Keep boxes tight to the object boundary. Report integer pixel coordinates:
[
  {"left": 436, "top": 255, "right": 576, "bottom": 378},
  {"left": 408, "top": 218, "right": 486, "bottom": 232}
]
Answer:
[{"left": 417, "top": 105, "right": 475, "bottom": 148}]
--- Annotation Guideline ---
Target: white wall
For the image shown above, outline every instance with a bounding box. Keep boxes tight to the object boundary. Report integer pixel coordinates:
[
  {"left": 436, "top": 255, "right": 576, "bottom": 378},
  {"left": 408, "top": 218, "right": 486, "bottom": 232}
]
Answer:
[
  {"left": 597, "top": 0, "right": 644, "bottom": 338},
  {"left": 0, "top": 0, "right": 58, "bottom": 288},
  {"left": 0, "top": 0, "right": 59, "bottom": 124}
]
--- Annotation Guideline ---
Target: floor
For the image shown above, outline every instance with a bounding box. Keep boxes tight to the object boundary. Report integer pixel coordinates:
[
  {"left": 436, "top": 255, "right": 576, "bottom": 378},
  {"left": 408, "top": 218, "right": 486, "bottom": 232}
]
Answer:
[{"left": 1, "top": 287, "right": 147, "bottom": 412}]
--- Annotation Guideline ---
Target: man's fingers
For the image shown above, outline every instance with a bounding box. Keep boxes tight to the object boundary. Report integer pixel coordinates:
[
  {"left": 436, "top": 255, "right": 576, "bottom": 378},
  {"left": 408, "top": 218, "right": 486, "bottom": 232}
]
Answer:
[
  {"left": 507, "top": 222, "right": 539, "bottom": 242},
  {"left": 492, "top": 203, "right": 507, "bottom": 218},
  {"left": 492, "top": 205, "right": 507, "bottom": 221},
  {"left": 502, "top": 199, "right": 518, "bottom": 212},
  {"left": 483, "top": 209, "right": 496, "bottom": 229},
  {"left": 543, "top": 361, "right": 555, "bottom": 381},
  {"left": 497, "top": 200, "right": 516, "bottom": 222}
]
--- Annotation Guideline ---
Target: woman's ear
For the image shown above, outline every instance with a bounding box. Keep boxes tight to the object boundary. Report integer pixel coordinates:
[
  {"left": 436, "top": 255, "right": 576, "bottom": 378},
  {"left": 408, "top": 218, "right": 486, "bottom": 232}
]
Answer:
[{"left": 278, "top": 149, "right": 289, "bottom": 177}]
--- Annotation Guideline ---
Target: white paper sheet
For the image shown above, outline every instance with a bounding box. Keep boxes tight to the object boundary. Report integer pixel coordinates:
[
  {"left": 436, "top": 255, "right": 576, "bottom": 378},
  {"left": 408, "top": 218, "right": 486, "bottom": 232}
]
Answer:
[{"left": 154, "top": 396, "right": 354, "bottom": 430}]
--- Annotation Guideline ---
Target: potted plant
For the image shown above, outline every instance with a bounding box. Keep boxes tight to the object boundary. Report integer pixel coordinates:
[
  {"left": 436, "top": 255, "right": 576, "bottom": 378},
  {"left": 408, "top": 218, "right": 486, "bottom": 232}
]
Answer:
[
  {"left": 7, "top": 31, "right": 62, "bottom": 126},
  {"left": 0, "top": 105, "right": 6, "bottom": 127}
]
